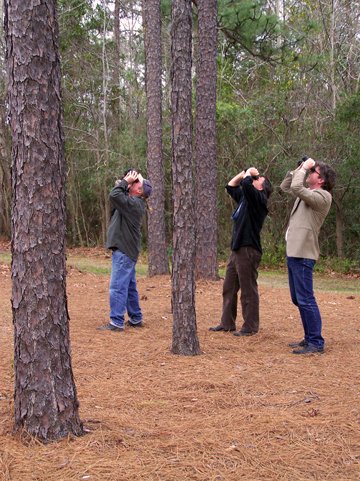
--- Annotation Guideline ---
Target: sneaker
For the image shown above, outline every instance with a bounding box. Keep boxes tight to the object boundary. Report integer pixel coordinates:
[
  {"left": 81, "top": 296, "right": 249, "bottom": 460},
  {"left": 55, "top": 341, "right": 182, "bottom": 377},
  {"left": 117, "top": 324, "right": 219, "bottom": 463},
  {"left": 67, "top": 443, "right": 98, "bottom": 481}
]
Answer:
[
  {"left": 292, "top": 344, "right": 324, "bottom": 355},
  {"left": 97, "top": 323, "right": 124, "bottom": 332},
  {"left": 126, "top": 320, "right": 144, "bottom": 328}
]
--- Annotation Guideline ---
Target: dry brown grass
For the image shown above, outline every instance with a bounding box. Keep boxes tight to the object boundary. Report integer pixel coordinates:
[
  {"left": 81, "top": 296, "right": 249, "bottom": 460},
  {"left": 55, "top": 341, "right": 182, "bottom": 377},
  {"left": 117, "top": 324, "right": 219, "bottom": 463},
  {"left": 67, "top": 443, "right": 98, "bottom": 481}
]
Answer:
[{"left": 0, "top": 252, "right": 359, "bottom": 481}]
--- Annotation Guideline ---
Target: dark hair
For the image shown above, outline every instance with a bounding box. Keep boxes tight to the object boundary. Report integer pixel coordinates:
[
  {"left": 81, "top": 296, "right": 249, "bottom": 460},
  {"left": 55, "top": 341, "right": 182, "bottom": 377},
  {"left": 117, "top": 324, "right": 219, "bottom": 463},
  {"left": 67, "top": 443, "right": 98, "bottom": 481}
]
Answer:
[
  {"left": 262, "top": 177, "right": 273, "bottom": 198},
  {"left": 316, "top": 161, "right": 336, "bottom": 193}
]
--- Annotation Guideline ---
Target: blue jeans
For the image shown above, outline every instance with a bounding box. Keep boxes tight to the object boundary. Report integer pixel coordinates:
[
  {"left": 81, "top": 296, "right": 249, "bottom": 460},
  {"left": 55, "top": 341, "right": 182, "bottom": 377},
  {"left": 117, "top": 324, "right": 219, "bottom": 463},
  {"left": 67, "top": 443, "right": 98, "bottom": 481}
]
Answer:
[
  {"left": 286, "top": 256, "right": 324, "bottom": 349},
  {"left": 109, "top": 250, "right": 142, "bottom": 328}
]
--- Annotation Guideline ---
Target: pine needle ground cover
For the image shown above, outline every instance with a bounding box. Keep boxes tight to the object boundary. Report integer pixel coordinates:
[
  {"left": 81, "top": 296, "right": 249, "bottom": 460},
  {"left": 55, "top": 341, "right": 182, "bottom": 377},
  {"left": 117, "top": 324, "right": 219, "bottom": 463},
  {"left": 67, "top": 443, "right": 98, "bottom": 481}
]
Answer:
[{"left": 0, "top": 248, "right": 359, "bottom": 481}]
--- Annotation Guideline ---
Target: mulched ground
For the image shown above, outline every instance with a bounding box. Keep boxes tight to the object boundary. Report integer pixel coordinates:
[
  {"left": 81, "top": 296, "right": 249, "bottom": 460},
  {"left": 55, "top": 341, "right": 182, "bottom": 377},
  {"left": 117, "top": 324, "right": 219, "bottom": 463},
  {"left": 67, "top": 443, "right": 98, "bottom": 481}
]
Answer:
[{"left": 0, "top": 247, "right": 359, "bottom": 481}]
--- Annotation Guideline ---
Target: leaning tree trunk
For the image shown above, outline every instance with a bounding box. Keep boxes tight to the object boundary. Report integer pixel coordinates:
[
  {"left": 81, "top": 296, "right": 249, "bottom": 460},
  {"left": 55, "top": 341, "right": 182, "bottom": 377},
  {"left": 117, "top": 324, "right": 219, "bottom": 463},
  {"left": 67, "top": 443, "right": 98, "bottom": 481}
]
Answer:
[
  {"left": 194, "top": 0, "right": 218, "bottom": 280},
  {"left": 171, "top": 0, "right": 200, "bottom": 356},
  {"left": 4, "top": 0, "right": 83, "bottom": 441},
  {"left": 144, "top": 0, "right": 169, "bottom": 276}
]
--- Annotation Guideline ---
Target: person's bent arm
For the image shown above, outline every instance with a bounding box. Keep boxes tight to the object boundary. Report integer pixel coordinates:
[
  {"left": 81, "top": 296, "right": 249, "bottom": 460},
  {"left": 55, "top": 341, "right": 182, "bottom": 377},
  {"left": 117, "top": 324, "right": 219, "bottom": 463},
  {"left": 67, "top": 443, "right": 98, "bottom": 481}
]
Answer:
[
  {"left": 290, "top": 170, "right": 330, "bottom": 211},
  {"left": 228, "top": 170, "right": 245, "bottom": 187}
]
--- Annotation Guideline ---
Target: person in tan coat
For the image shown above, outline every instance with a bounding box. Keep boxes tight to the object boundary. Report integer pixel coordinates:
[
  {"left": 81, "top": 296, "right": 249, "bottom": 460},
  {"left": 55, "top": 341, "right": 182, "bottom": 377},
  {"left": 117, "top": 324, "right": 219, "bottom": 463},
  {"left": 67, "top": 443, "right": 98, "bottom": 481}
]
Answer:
[{"left": 280, "top": 157, "right": 336, "bottom": 354}]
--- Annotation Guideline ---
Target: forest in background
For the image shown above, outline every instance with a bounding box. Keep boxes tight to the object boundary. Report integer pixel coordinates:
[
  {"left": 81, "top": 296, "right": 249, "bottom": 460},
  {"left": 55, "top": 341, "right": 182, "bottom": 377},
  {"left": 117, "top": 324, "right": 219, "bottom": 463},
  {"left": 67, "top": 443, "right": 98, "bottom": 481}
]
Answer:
[{"left": 0, "top": 0, "right": 359, "bottom": 267}]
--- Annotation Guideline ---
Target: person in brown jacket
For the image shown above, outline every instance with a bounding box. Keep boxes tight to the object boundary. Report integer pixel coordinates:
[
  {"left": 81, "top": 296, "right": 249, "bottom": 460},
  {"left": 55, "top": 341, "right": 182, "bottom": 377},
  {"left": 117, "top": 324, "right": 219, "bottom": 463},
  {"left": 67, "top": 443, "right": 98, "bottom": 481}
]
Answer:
[
  {"left": 209, "top": 167, "right": 273, "bottom": 337},
  {"left": 280, "top": 157, "right": 336, "bottom": 354}
]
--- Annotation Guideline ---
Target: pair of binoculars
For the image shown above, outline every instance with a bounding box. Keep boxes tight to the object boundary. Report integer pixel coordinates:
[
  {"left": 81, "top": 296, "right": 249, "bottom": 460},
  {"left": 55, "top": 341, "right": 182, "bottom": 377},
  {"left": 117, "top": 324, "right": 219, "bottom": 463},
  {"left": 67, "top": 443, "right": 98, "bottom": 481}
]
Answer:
[
  {"left": 297, "top": 155, "right": 309, "bottom": 166},
  {"left": 244, "top": 167, "right": 259, "bottom": 180}
]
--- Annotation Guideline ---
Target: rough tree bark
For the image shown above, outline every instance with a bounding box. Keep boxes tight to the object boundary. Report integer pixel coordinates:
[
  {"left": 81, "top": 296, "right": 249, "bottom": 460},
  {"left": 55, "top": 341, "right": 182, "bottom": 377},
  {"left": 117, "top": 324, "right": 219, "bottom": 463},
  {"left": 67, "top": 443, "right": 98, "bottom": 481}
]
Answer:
[
  {"left": 171, "top": 0, "right": 200, "bottom": 355},
  {"left": 144, "top": 0, "right": 169, "bottom": 276},
  {"left": 4, "top": 0, "right": 84, "bottom": 441},
  {"left": 194, "top": 0, "right": 218, "bottom": 280}
]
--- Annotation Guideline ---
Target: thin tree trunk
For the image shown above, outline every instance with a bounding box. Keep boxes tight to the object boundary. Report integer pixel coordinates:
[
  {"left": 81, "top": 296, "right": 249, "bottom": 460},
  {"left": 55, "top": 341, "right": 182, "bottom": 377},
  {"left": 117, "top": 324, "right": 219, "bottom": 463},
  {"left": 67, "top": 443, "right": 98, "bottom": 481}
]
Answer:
[
  {"left": 194, "top": 0, "right": 218, "bottom": 280},
  {"left": 5, "top": 0, "right": 83, "bottom": 441},
  {"left": 0, "top": 121, "right": 11, "bottom": 238},
  {"left": 333, "top": 194, "right": 344, "bottom": 258},
  {"left": 101, "top": 0, "right": 110, "bottom": 162},
  {"left": 144, "top": 0, "right": 169, "bottom": 275},
  {"left": 329, "top": 0, "right": 337, "bottom": 112},
  {"left": 113, "top": 0, "right": 121, "bottom": 89},
  {"left": 0, "top": 7, "right": 11, "bottom": 238},
  {"left": 171, "top": 0, "right": 200, "bottom": 356}
]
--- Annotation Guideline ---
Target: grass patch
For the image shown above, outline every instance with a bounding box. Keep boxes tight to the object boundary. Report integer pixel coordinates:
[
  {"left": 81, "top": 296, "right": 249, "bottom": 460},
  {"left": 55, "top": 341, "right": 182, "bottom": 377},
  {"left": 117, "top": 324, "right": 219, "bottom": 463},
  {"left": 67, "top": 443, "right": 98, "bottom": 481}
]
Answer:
[
  {"left": 67, "top": 256, "right": 110, "bottom": 275},
  {"left": 0, "top": 251, "right": 148, "bottom": 277},
  {"left": 259, "top": 269, "right": 360, "bottom": 293},
  {"left": 67, "top": 255, "right": 148, "bottom": 277},
  {"left": 1, "top": 250, "right": 359, "bottom": 293},
  {"left": 0, "top": 252, "right": 11, "bottom": 264}
]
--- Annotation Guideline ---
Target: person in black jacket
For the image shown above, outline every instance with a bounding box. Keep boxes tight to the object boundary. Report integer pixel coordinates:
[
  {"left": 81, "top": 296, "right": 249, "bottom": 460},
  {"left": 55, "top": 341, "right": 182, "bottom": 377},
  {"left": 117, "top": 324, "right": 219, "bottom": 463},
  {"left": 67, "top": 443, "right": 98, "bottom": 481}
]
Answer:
[
  {"left": 209, "top": 167, "right": 272, "bottom": 337},
  {"left": 97, "top": 169, "right": 152, "bottom": 332}
]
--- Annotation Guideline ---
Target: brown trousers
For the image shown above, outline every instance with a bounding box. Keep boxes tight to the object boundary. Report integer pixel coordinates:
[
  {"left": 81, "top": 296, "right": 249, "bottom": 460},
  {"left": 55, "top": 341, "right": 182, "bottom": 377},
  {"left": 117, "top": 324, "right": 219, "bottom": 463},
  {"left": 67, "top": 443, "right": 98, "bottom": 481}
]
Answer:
[{"left": 220, "top": 247, "right": 261, "bottom": 333}]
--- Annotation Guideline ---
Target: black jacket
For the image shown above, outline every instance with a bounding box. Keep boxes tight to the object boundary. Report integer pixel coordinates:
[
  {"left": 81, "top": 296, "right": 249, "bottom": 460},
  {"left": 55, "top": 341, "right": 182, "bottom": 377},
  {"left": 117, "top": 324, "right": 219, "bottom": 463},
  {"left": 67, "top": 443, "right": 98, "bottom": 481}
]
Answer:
[
  {"left": 226, "top": 176, "right": 268, "bottom": 254},
  {"left": 106, "top": 180, "right": 146, "bottom": 261}
]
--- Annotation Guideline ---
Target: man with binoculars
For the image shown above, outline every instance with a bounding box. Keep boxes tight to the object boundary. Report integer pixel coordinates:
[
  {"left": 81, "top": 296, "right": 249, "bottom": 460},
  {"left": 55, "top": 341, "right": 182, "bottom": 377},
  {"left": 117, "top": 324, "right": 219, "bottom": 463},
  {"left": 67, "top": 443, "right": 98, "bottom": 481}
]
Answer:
[
  {"left": 98, "top": 169, "right": 152, "bottom": 332},
  {"left": 209, "top": 167, "right": 273, "bottom": 337},
  {"left": 281, "top": 156, "right": 336, "bottom": 354}
]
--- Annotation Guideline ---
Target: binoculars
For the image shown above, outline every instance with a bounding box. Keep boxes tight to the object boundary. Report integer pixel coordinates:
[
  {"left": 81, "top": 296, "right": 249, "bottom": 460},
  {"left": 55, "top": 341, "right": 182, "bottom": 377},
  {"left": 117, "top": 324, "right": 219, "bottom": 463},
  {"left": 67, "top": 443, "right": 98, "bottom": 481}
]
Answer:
[
  {"left": 297, "top": 155, "right": 309, "bottom": 167},
  {"left": 244, "top": 167, "right": 259, "bottom": 180}
]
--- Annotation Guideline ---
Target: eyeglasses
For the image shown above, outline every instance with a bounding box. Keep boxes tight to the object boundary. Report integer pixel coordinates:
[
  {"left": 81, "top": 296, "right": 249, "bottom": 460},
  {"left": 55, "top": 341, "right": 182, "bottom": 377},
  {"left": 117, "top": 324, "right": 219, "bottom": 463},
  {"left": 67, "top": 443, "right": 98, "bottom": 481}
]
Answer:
[{"left": 310, "top": 166, "right": 321, "bottom": 177}]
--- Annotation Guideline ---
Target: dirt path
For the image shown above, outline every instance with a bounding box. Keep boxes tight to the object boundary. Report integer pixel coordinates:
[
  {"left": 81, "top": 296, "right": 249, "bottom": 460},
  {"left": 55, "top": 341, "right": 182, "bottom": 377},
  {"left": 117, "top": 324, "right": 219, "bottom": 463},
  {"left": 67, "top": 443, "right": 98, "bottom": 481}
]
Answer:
[{"left": 0, "top": 262, "right": 359, "bottom": 481}]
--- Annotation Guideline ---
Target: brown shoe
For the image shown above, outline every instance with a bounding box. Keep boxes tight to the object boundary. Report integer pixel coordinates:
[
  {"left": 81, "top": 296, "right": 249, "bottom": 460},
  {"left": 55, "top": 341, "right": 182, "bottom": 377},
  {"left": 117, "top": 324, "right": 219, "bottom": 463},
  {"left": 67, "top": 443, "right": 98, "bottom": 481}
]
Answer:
[
  {"left": 233, "top": 330, "right": 257, "bottom": 337},
  {"left": 209, "top": 325, "right": 235, "bottom": 332},
  {"left": 126, "top": 320, "right": 144, "bottom": 328}
]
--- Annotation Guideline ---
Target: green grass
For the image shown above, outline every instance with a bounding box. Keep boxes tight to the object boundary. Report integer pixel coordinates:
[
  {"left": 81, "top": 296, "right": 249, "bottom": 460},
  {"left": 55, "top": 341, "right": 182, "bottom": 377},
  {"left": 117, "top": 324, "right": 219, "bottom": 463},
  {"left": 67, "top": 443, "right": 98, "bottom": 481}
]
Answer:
[
  {"left": 67, "top": 255, "right": 148, "bottom": 276},
  {"left": 0, "top": 252, "right": 11, "bottom": 264},
  {"left": 258, "top": 269, "right": 360, "bottom": 293},
  {"left": 0, "top": 251, "right": 148, "bottom": 277},
  {"left": 1, "top": 251, "right": 359, "bottom": 293},
  {"left": 66, "top": 255, "right": 110, "bottom": 274},
  {"left": 218, "top": 265, "right": 359, "bottom": 293}
]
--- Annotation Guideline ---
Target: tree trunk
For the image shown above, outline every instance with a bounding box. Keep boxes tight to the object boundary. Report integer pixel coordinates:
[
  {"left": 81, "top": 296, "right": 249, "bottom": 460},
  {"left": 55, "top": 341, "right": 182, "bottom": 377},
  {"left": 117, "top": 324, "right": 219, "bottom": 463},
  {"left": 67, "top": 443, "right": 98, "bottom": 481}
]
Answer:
[
  {"left": 334, "top": 194, "right": 344, "bottom": 258},
  {"left": 5, "top": 0, "right": 83, "bottom": 441},
  {"left": 329, "top": 0, "right": 337, "bottom": 112},
  {"left": 144, "top": 0, "right": 169, "bottom": 276},
  {"left": 194, "top": 0, "right": 218, "bottom": 280},
  {"left": 171, "top": 0, "right": 200, "bottom": 356},
  {"left": 0, "top": 9, "right": 11, "bottom": 239},
  {"left": 0, "top": 118, "right": 11, "bottom": 238},
  {"left": 113, "top": 0, "right": 121, "bottom": 88}
]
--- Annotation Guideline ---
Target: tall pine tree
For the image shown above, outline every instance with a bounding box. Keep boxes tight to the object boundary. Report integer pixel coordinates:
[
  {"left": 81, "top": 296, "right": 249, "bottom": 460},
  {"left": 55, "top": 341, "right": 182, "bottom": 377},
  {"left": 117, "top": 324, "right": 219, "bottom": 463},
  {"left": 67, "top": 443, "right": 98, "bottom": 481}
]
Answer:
[
  {"left": 144, "top": 0, "right": 169, "bottom": 276},
  {"left": 5, "top": 0, "right": 83, "bottom": 441},
  {"left": 171, "top": 0, "right": 200, "bottom": 355},
  {"left": 194, "top": 0, "right": 219, "bottom": 280}
]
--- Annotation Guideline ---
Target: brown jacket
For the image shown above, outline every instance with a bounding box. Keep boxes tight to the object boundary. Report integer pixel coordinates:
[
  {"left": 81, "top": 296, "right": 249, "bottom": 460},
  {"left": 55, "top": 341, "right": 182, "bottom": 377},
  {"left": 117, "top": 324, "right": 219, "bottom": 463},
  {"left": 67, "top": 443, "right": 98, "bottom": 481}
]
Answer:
[{"left": 280, "top": 168, "right": 332, "bottom": 260}]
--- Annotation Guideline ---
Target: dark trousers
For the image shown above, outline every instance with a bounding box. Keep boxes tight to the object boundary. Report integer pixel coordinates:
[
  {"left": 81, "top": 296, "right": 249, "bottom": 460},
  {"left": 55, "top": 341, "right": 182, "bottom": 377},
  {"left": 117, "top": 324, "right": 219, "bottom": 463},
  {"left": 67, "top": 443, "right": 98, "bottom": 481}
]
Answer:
[
  {"left": 220, "top": 247, "right": 261, "bottom": 332},
  {"left": 287, "top": 256, "right": 324, "bottom": 349}
]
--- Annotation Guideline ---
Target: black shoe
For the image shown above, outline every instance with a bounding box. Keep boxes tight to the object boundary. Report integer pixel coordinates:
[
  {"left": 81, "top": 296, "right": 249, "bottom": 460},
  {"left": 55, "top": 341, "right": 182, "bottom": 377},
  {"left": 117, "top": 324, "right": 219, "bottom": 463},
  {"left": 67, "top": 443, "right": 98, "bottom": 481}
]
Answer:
[
  {"left": 233, "top": 330, "right": 257, "bottom": 337},
  {"left": 288, "top": 339, "right": 308, "bottom": 348},
  {"left": 292, "top": 345, "right": 324, "bottom": 355},
  {"left": 209, "top": 325, "right": 235, "bottom": 332},
  {"left": 97, "top": 323, "right": 124, "bottom": 332},
  {"left": 126, "top": 320, "right": 144, "bottom": 328}
]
